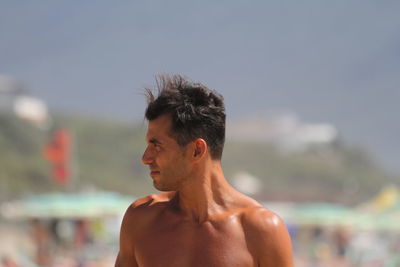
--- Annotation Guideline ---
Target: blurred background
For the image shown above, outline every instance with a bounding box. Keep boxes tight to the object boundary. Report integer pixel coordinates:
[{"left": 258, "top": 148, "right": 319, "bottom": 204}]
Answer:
[{"left": 1, "top": 1, "right": 400, "bottom": 266}]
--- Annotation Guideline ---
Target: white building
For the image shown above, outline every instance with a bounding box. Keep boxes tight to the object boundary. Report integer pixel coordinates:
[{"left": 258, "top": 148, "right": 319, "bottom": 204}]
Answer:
[
  {"left": 0, "top": 75, "right": 49, "bottom": 128},
  {"left": 227, "top": 112, "right": 338, "bottom": 152}
]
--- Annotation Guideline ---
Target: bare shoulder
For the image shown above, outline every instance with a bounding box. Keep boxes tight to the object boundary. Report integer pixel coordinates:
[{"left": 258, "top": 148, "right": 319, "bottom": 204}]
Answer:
[
  {"left": 241, "top": 206, "right": 293, "bottom": 267},
  {"left": 131, "top": 192, "right": 174, "bottom": 208},
  {"left": 241, "top": 206, "right": 286, "bottom": 233},
  {"left": 117, "top": 193, "right": 174, "bottom": 267},
  {"left": 229, "top": 192, "right": 289, "bottom": 237},
  {"left": 120, "top": 192, "right": 174, "bottom": 232},
  {"left": 125, "top": 192, "right": 175, "bottom": 217}
]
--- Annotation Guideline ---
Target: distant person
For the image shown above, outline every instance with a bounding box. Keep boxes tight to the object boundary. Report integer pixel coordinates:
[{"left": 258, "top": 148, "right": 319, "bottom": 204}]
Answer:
[
  {"left": 31, "top": 219, "right": 51, "bottom": 267},
  {"left": 115, "top": 74, "right": 293, "bottom": 267},
  {"left": 1, "top": 256, "right": 19, "bottom": 267}
]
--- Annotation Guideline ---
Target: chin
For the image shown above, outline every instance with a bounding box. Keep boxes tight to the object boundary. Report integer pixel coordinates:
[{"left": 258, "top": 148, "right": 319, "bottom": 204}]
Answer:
[
  {"left": 153, "top": 181, "right": 167, "bottom": 191},
  {"left": 153, "top": 181, "right": 177, "bottom": 192}
]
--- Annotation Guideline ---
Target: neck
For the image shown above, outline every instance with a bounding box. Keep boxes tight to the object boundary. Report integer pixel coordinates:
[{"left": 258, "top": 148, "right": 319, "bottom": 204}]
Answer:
[{"left": 174, "top": 160, "right": 236, "bottom": 223}]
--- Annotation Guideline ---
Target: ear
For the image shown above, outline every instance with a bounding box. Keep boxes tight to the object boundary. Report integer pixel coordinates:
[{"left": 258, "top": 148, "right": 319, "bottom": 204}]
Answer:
[{"left": 192, "top": 138, "right": 207, "bottom": 160}]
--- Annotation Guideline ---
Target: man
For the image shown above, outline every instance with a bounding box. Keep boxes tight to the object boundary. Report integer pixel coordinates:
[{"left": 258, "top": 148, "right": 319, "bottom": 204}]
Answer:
[{"left": 115, "top": 75, "right": 293, "bottom": 267}]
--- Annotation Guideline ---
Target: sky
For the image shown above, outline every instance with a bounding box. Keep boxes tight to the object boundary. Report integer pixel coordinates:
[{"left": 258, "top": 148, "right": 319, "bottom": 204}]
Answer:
[{"left": 1, "top": 0, "right": 400, "bottom": 173}]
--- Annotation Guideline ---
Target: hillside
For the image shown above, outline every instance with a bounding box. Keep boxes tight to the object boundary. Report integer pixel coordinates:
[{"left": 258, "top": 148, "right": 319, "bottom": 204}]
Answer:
[{"left": 0, "top": 113, "right": 397, "bottom": 204}]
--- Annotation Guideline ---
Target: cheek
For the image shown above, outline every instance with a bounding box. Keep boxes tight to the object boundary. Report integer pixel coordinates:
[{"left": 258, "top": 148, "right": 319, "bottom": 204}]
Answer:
[
  {"left": 164, "top": 156, "right": 186, "bottom": 173},
  {"left": 176, "top": 157, "right": 192, "bottom": 174}
]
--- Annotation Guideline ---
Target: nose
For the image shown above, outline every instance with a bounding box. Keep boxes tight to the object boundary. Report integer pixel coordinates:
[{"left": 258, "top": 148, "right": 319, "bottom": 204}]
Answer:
[{"left": 141, "top": 146, "right": 154, "bottom": 165}]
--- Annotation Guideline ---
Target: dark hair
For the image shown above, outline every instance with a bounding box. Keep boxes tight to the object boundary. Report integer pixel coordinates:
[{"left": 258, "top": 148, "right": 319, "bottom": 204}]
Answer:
[{"left": 145, "top": 74, "right": 226, "bottom": 159}]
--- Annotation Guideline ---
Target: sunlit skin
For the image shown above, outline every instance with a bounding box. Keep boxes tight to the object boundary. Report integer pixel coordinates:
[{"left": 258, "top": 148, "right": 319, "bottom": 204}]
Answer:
[{"left": 115, "top": 114, "right": 293, "bottom": 267}]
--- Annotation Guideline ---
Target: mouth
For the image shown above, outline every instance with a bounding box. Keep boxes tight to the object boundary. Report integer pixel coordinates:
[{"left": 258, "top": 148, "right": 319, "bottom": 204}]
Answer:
[{"left": 150, "top": 170, "right": 160, "bottom": 176}]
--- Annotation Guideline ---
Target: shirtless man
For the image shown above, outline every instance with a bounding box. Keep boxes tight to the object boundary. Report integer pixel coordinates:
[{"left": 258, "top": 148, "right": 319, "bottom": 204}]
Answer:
[{"left": 115, "top": 75, "right": 293, "bottom": 267}]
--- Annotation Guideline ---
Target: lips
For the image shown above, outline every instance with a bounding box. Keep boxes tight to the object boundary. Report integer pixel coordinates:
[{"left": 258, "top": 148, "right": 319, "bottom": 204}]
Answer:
[{"left": 150, "top": 170, "right": 160, "bottom": 176}]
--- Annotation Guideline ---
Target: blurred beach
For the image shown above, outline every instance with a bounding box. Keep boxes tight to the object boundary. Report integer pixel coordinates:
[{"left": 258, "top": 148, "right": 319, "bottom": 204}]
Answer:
[{"left": 2, "top": 1, "right": 400, "bottom": 266}]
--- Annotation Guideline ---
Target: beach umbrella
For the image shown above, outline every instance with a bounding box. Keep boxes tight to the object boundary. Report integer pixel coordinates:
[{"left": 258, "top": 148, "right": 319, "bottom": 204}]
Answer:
[
  {"left": 0, "top": 191, "right": 134, "bottom": 219},
  {"left": 293, "top": 203, "right": 353, "bottom": 226}
]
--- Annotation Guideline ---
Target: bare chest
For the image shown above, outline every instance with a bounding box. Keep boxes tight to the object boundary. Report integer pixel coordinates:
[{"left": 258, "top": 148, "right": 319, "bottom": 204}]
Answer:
[{"left": 134, "top": 214, "right": 255, "bottom": 267}]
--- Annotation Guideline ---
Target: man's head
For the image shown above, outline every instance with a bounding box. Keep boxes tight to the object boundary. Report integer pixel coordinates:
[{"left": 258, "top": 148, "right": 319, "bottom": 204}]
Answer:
[{"left": 145, "top": 74, "right": 226, "bottom": 160}]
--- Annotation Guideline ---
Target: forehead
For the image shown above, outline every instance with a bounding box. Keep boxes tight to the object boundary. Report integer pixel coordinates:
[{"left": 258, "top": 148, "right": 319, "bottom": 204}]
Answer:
[{"left": 146, "top": 114, "right": 174, "bottom": 140}]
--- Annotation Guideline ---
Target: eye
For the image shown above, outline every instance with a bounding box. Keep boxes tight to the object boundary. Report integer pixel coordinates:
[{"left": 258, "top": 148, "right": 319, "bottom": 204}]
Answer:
[{"left": 154, "top": 144, "right": 162, "bottom": 152}]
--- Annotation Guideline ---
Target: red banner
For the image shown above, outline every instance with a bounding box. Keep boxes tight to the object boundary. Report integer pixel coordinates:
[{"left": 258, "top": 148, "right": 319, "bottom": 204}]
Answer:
[{"left": 44, "top": 129, "right": 71, "bottom": 185}]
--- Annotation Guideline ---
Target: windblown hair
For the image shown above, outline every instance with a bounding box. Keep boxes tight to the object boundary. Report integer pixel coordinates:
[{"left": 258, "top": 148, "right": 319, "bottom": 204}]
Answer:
[{"left": 145, "top": 74, "right": 226, "bottom": 159}]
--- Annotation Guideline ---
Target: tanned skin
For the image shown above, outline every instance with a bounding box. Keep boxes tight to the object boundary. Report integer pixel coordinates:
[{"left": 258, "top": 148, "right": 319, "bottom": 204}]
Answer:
[{"left": 115, "top": 114, "right": 293, "bottom": 267}]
